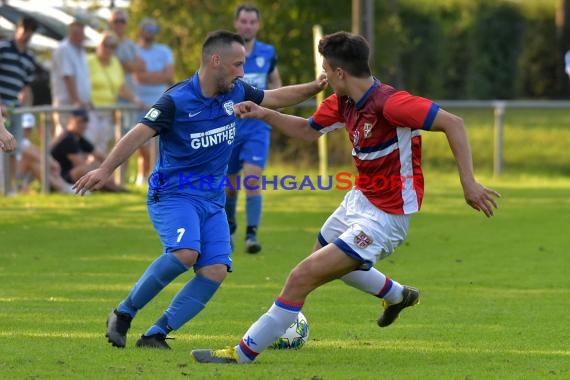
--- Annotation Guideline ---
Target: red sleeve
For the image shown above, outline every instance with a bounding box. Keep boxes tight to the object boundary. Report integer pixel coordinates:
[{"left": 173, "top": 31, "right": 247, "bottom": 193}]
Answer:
[
  {"left": 308, "top": 94, "right": 345, "bottom": 132},
  {"left": 383, "top": 91, "right": 440, "bottom": 130}
]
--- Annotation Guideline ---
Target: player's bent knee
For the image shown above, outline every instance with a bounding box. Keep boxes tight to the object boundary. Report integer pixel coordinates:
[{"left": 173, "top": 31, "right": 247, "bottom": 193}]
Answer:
[
  {"left": 197, "top": 264, "right": 228, "bottom": 283},
  {"left": 172, "top": 248, "right": 199, "bottom": 267},
  {"left": 244, "top": 177, "right": 260, "bottom": 189}
]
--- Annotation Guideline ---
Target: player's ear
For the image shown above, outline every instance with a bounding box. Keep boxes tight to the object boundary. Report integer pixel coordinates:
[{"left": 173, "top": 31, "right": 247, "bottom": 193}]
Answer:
[{"left": 211, "top": 54, "right": 221, "bottom": 66}]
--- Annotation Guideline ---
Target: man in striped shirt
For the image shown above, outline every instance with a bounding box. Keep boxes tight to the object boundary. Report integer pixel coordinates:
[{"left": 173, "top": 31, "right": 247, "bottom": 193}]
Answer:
[{"left": 0, "top": 16, "right": 38, "bottom": 193}]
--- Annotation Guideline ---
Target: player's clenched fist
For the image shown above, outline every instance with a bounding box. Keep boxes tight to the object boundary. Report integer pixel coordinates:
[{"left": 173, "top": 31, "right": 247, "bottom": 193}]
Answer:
[{"left": 233, "top": 101, "right": 267, "bottom": 120}]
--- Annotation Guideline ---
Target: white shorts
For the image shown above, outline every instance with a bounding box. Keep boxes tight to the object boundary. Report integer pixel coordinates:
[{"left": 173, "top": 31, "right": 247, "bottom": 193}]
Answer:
[{"left": 319, "top": 188, "right": 410, "bottom": 270}]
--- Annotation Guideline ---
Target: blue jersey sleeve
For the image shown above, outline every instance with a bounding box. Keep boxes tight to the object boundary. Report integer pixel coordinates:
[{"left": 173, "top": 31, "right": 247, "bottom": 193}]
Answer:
[
  {"left": 268, "top": 48, "right": 277, "bottom": 74},
  {"left": 241, "top": 80, "right": 264, "bottom": 104},
  {"left": 139, "top": 94, "right": 175, "bottom": 134}
]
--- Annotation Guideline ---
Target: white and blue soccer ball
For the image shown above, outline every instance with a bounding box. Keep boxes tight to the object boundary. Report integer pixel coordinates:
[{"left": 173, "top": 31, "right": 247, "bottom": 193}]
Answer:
[{"left": 271, "top": 312, "right": 310, "bottom": 350}]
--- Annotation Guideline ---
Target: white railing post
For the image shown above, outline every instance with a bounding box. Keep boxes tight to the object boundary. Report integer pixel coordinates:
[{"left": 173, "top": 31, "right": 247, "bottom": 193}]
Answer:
[
  {"left": 41, "top": 111, "right": 51, "bottom": 194},
  {"left": 493, "top": 101, "right": 505, "bottom": 177}
]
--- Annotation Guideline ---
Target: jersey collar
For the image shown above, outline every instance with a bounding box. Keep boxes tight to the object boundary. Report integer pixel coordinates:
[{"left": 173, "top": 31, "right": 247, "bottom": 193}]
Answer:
[
  {"left": 355, "top": 78, "right": 380, "bottom": 110},
  {"left": 191, "top": 71, "right": 210, "bottom": 102}
]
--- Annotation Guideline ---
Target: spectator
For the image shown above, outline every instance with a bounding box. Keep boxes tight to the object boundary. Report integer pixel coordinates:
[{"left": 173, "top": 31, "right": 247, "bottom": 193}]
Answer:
[
  {"left": 16, "top": 113, "right": 74, "bottom": 193},
  {"left": 51, "top": 109, "right": 124, "bottom": 192},
  {"left": 133, "top": 17, "right": 174, "bottom": 186},
  {"left": 50, "top": 20, "right": 92, "bottom": 137},
  {"left": 0, "top": 16, "right": 38, "bottom": 194},
  {"left": 109, "top": 8, "right": 143, "bottom": 99},
  {"left": 86, "top": 31, "right": 144, "bottom": 154}
]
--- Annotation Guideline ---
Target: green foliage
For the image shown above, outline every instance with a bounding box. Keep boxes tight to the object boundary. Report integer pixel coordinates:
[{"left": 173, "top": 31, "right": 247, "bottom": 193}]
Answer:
[
  {"left": 128, "top": 0, "right": 236, "bottom": 78},
  {"left": 105, "top": 1, "right": 570, "bottom": 165},
  {"left": 517, "top": 10, "right": 561, "bottom": 98},
  {"left": 466, "top": 3, "right": 526, "bottom": 99},
  {"left": 398, "top": 6, "right": 446, "bottom": 97},
  {"left": 127, "top": 0, "right": 350, "bottom": 84},
  {"left": 120, "top": 0, "right": 561, "bottom": 100}
]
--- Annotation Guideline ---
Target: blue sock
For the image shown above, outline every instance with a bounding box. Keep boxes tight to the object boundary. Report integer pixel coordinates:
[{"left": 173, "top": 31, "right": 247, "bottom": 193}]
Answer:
[
  {"left": 246, "top": 195, "right": 262, "bottom": 238},
  {"left": 144, "top": 315, "right": 170, "bottom": 336},
  {"left": 145, "top": 275, "right": 221, "bottom": 336},
  {"left": 117, "top": 251, "right": 188, "bottom": 318},
  {"left": 225, "top": 194, "right": 238, "bottom": 235}
]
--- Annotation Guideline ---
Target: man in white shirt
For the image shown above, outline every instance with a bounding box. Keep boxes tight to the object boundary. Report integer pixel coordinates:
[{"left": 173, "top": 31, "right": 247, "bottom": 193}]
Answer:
[{"left": 50, "top": 20, "right": 92, "bottom": 137}]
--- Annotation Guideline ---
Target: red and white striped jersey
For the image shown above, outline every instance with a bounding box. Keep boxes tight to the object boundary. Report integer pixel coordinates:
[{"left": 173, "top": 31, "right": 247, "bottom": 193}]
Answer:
[{"left": 308, "top": 79, "right": 440, "bottom": 214}]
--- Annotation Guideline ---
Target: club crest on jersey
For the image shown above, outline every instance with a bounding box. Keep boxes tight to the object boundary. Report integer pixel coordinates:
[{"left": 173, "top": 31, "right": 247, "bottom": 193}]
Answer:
[
  {"left": 223, "top": 100, "right": 234, "bottom": 116},
  {"left": 354, "top": 231, "right": 373, "bottom": 249},
  {"left": 363, "top": 123, "right": 373, "bottom": 139},
  {"left": 144, "top": 108, "right": 161, "bottom": 121},
  {"left": 353, "top": 130, "right": 360, "bottom": 149},
  {"left": 255, "top": 56, "right": 265, "bottom": 68}
]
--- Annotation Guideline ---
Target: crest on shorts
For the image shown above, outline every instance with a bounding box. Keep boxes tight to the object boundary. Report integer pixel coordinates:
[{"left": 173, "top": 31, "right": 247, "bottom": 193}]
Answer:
[
  {"left": 363, "top": 122, "right": 373, "bottom": 139},
  {"left": 354, "top": 231, "right": 373, "bottom": 248},
  {"left": 223, "top": 100, "right": 234, "bottom": 116}
]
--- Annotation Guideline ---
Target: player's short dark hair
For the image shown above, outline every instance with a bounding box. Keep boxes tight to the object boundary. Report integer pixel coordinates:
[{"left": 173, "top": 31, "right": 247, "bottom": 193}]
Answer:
[
  {"left": 235, "top": 4, "right": 260, "bottom": 20},
  {"left": 17, "top": 16, "right": 38, "bottom": 32},
  {"left": 202, "top": 30, "right": 245, "bottom": 58},
  {"left": 318, "top": 31, "right": 371, "bottom": 78}
]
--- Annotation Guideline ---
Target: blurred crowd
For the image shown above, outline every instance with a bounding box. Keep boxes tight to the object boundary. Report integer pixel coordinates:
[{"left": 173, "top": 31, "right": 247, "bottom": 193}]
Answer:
[{"left": 0, "top": 9, "right": 174, "bottom": 195}]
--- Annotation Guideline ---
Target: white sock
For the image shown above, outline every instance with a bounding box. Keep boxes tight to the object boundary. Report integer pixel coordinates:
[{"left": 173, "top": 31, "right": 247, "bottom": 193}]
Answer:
[
  {"left": 341, "top": 269, "right": 404, "bottom": 304},
  {"left": 236, "top": 299, "right": 301, "bottom": 363}
]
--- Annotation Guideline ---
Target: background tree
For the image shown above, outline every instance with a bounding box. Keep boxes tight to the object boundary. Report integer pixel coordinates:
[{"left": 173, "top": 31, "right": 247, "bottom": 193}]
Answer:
[
  {"left": 119, "top": 0, "right": 563, "bottom": 165},
  {"left": 556, "top": 0, "right": 570, "bottom": 96}
]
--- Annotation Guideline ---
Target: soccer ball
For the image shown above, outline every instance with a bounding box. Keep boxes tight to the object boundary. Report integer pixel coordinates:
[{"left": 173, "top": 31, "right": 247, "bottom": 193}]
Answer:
[{"left": 271, "top": 312, "right": 310, "bottom": 349}]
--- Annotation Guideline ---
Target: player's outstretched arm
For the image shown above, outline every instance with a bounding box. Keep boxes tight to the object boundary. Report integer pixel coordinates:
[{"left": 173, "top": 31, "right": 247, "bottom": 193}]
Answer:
[
  {"left": 73, "top": 123, "right": 156, "bottom": 195},
  {"left": 234, "top": 101, "right": 321, "bottom": 142},
  {"left": 430, "top": 109, "right": 500, "bottom": 217},
  {"left": 261, "top": 73, "right": 327, "bottom": 109}
]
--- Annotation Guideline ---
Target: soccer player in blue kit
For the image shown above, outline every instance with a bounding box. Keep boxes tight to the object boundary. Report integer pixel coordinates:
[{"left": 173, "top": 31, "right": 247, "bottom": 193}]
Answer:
[
  {"left": 225, "top": 4, "right": 282, "bottom": 253},
  {"left": 73, "top": 30, "right": 327, "bottom": 349}
]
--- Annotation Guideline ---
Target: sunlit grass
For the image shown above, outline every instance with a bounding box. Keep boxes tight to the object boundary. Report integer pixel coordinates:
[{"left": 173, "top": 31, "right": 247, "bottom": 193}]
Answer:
[{"left": 0, "top": 165, "right": 568, "bottom": 378}]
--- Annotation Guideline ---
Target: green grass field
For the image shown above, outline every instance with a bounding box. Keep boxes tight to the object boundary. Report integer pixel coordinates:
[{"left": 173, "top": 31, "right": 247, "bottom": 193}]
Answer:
[{"left": 0, "top": 170, "right": 568, "bottom": 379}]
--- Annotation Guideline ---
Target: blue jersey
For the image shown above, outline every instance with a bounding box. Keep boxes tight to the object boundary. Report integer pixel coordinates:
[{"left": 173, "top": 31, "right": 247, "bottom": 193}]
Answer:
[
  {"left": 141, "top": 72, "right": 264, "bottom": 203},
  {"left": 237, "top": 41, "right": 277, "bottom": 134},
  {"left": 242, "top": 41, "right": 277, "bottom": 90}
]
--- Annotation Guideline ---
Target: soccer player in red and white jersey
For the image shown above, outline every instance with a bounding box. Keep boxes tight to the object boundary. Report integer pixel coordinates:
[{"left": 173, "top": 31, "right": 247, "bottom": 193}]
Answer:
[{"left": 192, "top": 31, "right": 500, "bottom": 364}]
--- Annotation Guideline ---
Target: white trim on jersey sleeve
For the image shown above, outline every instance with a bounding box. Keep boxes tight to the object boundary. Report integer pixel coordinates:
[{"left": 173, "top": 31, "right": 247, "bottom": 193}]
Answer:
[
  {"left": 397, "top": 127, "right": 420, "bottom": 214},
  {"left": 308, "top": 116, "right": 344, "bottom": 134},
  {"left": 318, "top": 122, "right": 344, "bottom": 134}
]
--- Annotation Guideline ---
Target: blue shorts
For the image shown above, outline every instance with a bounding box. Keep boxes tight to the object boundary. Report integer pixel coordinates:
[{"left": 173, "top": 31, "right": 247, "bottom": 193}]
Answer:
[
  {"left": 148, "top": 194, "right": 233, "bottom": 272},
  {"left": 227, "top": 120, "right": 270, "bottom": 175}
]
